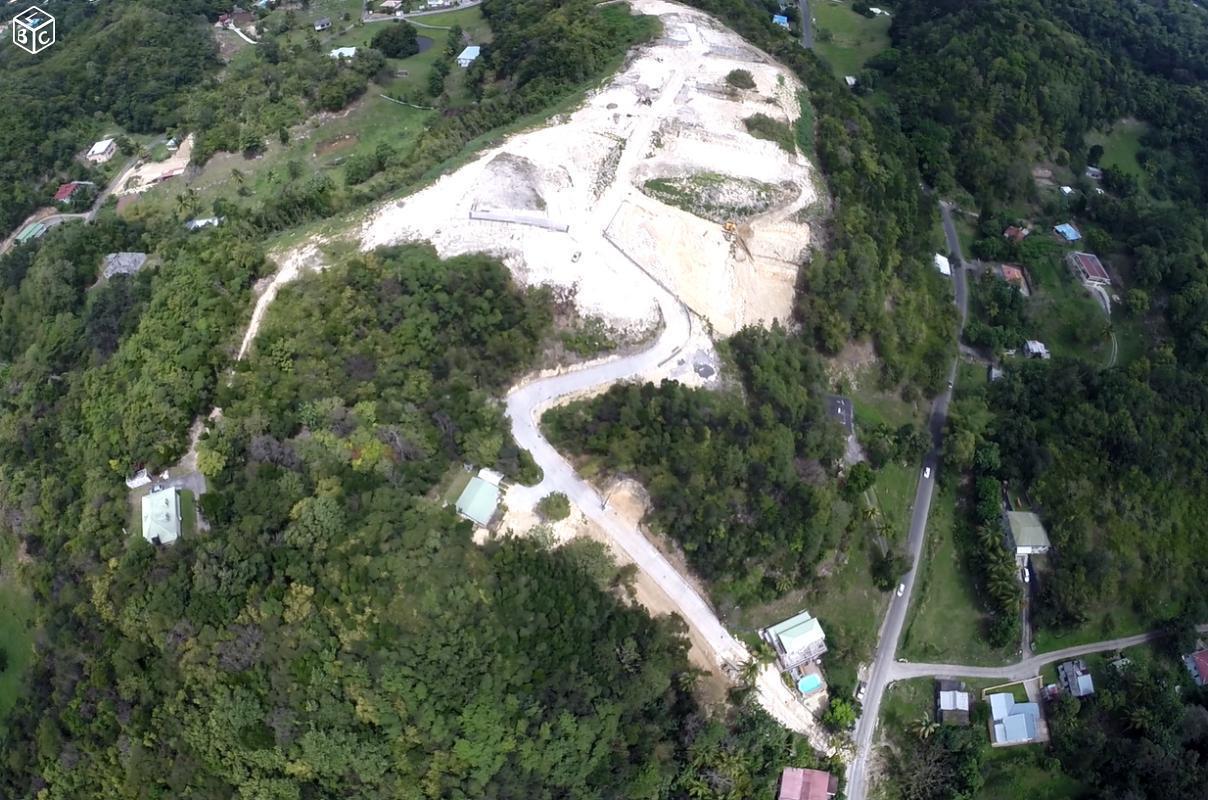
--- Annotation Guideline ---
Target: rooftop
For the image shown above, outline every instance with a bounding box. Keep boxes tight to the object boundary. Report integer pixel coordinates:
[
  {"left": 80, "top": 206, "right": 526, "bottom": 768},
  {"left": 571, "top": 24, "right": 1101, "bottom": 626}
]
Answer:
[
  {"left": 934, "top": 253, "right": 952, "bottom": 276},
  {"left": 1069, "top": 251, "right": 1110, "bottom": 282},
  {"left": 1006, "top": 510, "right": 1050, "bottom": 549},
  {"left": 457, "top": 45, "right": 481, "bottom": 62},
  {"left": 102, "top": 252, "right": 149, "bottom": 279},
  {"left": 779, "top": 767, "right": 837, "bottom": 800},
  {"left": 456, "top": 476, "right": 500, "bottom": 527},
  {"left": 141, "top": 487, "right": 181, "bottom": 545},
  {"left": 88, "top": 138, "right": 116, "bottom": 157},
  {"left": 989, "top": 693, "right": 1040, "bottom": 744},
  {"left": 767, "top": 610, "right": 826, "bottom": 656},
  {"left": 1054, "top": 222, "right": 1081, "bottom": 241}
]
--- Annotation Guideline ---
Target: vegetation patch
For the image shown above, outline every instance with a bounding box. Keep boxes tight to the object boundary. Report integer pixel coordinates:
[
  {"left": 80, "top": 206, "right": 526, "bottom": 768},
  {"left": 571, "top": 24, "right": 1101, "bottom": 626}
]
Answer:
[
  {"left": 642, "top": 172, "right": 793, "bottom": 222},
  {"left": 742, "top": 113, "right": 797, "bottom": 153},
  {"left": 725, "top": 68, "right": 756, "bottom": 89}
]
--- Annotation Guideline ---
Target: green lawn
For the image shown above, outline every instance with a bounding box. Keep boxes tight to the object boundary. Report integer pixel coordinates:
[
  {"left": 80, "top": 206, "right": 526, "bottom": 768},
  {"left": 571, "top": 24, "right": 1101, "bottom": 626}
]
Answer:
[
  {"left": 179, "top": 489, "right": 198, "bottom": 538},
  {"left": 811, "top": 1, "right": 892, "bottom": 79},
  {"left": 1085, "top": 118, "right": 1148, "bottom": 182},
  {"left": 901, "top": 483, "right": 1018, "bottom": 666},
  {"left": 726, "top": 525, "right": 889, "bottom": 694},
  {"left": 1023, "top": 245, "right": 1113, "bottom": 363},
  {"left": 0, "top": 582, "right": 35, "bottom": 722},
  {"left": 870, "top": 462, "right": 916, "bottom": 541},
  {"left": 978, "top": 746, "right": 1085, "bottom": 800},
  {"left": 1031, "top": 605, "right": 1146, "bottom": 654}
]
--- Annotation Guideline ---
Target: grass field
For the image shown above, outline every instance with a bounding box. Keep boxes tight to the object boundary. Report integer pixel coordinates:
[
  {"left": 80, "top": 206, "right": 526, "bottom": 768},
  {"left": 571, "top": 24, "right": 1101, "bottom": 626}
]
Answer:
[
  {"left": 1085, "top": 118, "right": 1149, "bottom": 182},
  {"left": 978, "top": 746, "right": 1085, "bottom": 800},
  {"left": 0, "top": 582, "right": 35, "bottom": 722},
  {"left": 1031, "top": 605, "right": 1146, "bottom": 654},
  {"left": 901, "top": 483, "right": 1019, "bottom": 666},
  {"left": 811, "top": 1, "right": 892, "bottom": 79}
]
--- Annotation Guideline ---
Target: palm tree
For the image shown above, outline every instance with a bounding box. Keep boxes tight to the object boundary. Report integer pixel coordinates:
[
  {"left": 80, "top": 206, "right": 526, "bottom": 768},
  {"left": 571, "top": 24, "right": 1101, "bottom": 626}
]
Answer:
[{"left": 913, "top": 713, "right": 940, "bottom": 740}]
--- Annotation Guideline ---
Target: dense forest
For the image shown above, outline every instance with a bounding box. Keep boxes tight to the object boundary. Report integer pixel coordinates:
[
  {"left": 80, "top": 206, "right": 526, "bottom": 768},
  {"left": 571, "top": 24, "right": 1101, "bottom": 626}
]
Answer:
[
  {"left": 1047, "top": 654, "right": 1208, "bottom": 800},
  {"left": 546, "top": 328, "right": 850, "bottom": 601}
]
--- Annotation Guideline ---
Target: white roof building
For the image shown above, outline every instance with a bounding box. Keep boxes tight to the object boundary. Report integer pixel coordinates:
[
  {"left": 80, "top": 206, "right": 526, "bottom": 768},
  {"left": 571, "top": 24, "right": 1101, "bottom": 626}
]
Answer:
[
  {"left": 456, "top": 45, "right": 481, "bottom": 67},
  {"left": 141, "top": 487, "right": 182, "bottom": 545},
  {"left": 329, "top": 46, "right": 358, "bottom": 59},
  {"left": 934, "top": 253, "right": 952, "bottom": 276},
  {"left": 1024, "top": 340, "right": 1051, "bottom": 359},
  {"left": 989, "top": 693, "right": 1041, "bottom": 745},
  {"left": 87, "top": 138, "right": 117, "bottom": 163}
]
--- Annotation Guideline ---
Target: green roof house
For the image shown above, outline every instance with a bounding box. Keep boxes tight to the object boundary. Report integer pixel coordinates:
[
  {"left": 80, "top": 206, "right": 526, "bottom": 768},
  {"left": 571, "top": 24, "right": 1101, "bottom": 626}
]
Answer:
[
  {"left": 1005, "top": 511, "right": 1050, "bottom": 556},
  {"left": 141, "top": 487, "right": 182, "bottom": 545},
  {"left": 763, "top": 610, "right": 828, "bottom": 670},
  {"left": 456, "top": 477, "right": 500, "bottom": 527}
]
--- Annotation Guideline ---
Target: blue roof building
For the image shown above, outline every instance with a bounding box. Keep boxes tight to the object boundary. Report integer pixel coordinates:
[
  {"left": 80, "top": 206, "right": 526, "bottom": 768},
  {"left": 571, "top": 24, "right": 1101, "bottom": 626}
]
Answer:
[
  {"left": 1054, "top": 223, "right": 1082, "bottom": 242},
  {"left": 989, "top": 693, "right": 1041, "bottom": 745},
  {"left": 455, "top": 476, "right": 500, "bottom": 527},
  {"left": 772, "top": 14, "right": 790, "bottom": 28}
]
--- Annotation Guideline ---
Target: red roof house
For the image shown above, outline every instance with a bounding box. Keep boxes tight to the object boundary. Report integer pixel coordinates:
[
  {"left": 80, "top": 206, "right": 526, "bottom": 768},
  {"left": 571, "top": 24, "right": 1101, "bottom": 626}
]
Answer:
[
  {"left": 1186, "top": 649, "right": 1208, "bottom": 687},
  {"left": 999, "top": 264, "right": 1027, "bottom": 289},
  {"left": 1067, "top": 251, "right": 1111, "bottom": 285},
  {"left": 779, "top": 767, "right": 838, "bottom": 800},
  {"left": 53, "top": 182, "right": 81, "bottom": 203},
  {"left": 1003, "top": 225, "right": 1029, "bottom": 243}
]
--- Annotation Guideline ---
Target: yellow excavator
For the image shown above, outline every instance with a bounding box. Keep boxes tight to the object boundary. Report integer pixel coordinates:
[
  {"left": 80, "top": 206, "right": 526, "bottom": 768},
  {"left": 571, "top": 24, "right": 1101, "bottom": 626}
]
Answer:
[{"left": 722, "top": 220, "right": 752, "bottom": 259}]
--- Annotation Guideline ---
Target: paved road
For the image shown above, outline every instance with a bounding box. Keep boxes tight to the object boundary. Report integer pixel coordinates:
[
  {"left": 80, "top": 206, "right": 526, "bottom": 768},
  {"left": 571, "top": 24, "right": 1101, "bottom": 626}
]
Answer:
[
  {"left": 846, "top": 200, "right": 969, "bottom": 800},
  {"left": 798, "top": 0, "right": 813, "bottom": 49},
  {"left": 891, "top": 623, "right": 1208, "bottom": 682},
  {"left": 0, "top": 158, "right": 131, "bottom": 255},
  {"left": 362, "top": 0, "right": 482, "bottom": 24}
]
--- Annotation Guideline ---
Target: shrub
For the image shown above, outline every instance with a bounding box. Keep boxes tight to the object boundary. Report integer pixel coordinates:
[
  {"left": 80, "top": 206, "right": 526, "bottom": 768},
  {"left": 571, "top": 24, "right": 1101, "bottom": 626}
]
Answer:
[
  {"left": 725, "top": 68, "right": 756, "bottom": 89},
  {"left": 536, "top": 492, "right": 571, "bottom": 521}
]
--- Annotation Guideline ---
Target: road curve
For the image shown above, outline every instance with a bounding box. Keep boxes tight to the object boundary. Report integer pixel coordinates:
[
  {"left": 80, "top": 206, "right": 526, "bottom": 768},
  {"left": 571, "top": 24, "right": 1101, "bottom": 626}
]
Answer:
[
  {"left": 846, "top": 200, "right": 969, "bottom": 800},
  {"left": 891, "top": 622, "right": 1208, "bottom": 683}
]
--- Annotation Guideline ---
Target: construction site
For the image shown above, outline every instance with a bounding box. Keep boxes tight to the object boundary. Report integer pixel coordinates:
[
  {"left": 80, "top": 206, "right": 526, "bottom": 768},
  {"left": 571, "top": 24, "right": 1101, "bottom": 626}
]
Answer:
[{"left": 360, "top": 0, "right": 818, "bottom": 338}]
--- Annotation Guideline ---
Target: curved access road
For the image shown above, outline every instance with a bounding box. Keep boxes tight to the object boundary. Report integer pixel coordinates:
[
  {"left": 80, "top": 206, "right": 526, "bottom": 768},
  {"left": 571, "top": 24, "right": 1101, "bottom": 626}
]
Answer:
[
  {"left": 891, "top": 628, "right": 1199, "bottom": 683},
  {"left": 845, "top": 200, "right": 970, "bottom": 800},
  {"left": 501, "top": 26, "right": 831, "bottom": 751}
]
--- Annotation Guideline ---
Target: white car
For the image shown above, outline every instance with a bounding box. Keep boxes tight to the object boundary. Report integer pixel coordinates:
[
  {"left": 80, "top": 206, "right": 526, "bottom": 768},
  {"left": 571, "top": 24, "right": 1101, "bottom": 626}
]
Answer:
[
  {"left": 896, "top": 583, "right": 905, "bottom": 597},
  {"left": 923, "top": 466, "right": 932, "bottom": 479}
]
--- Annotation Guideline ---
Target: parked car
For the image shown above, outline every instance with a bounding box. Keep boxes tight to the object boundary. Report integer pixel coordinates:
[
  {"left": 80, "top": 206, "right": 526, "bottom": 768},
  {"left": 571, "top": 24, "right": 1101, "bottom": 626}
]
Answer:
[
  {"left": 855, "top": 681, "right": 867, "bottom": 702},
  {"left": 896, "top": 583, "right": 905, "bottom": 597},
  {"left": 923, "top": 466, "right": 932, "bottom": 479}
]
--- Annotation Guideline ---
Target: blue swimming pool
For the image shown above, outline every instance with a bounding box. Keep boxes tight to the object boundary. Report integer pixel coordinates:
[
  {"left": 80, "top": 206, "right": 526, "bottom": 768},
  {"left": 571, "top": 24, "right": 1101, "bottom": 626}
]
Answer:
[{"left": 797, "top": 674, "right": 822, "bottom": 694}]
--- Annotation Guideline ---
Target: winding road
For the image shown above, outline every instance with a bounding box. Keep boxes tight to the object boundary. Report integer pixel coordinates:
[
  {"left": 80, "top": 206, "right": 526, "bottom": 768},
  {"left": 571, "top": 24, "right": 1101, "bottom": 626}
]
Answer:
[{"left": 845, "top": 200, "right": 969, "bottom": 800}]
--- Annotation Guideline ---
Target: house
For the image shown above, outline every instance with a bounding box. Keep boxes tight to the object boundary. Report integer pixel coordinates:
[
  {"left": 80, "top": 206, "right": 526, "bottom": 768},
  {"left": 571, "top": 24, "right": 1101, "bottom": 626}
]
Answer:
[
  {"left": 934, "top": 253, "right": 952, "bottom": 276},
  {"left": 762, "top": 610, "right": 828, "bottom": 675},
  {"left": 1003, "top": 225, "right": 1030, "bottom": 243},
  {"left": 989, "top": 693, "right": 1041, "bottom": 745},
  {"left": 87, "top": 138, "right": 118, "bottom": 164},
  {"left": 15, "top": 223, "right": 47, "bottom": 244},
  {"left": 1054, "top": 223, "right": 1082, "bottom": 242},
  {"left": 1005, "top": 510, "right": 1051, "bottom": 556},
  {"left": 1023, "top": 340, "right": 1051, "bottom": 360},
  {"left": 379, "top": 0, "right": 403, "bottom": 8},
  {"left": 1067, "top": 251, "right": 1111, "bottom": 285},
  {"left": 1059, "top": 185, "right": 1075, "bottom": 197},
  {"left": 825, "top": 395, "right": 854, "bottom": 435},
  {"left": 456, "top": 45, "right": 481, "bottom": 68},
  {"left": 53, "top": 181, "right": 88, "bottom": 203},
  {"left": 868, "top": 6, "right": 888, "bottom": 15},
  {"left": 989, "top": 365, "right": 1005, "bottom": 382},
  {"left": 102, "top": 252, "right": 149, "bottom": 279},
  {"left": 772, "top": 13, "right": 790, "bottom": 28},
  {"left": 141, "top": 487, "right": 182, "bottom": 546},
  {"left": 329, "top": 46, "right": 358, "bottom": 59},
  {"left": 844, "top": 75, "right": 858, "bottom": 88},
  {"left": 998, "top": 264, "right": 1027, "bottom": 291},
  {"left": 455, "top": 476, "right": 500, "bottom": 527},
  {"left": 314, "top": 17, "right": 331, "bottom": 31},
  {"left": 1085, "top": 166, "right": 1103, "bottom": 180},
  {"left": 937, "top": 679, "right": 971, "bottom": 726},
  {"left": 185, "top": 216, "right": 224, "bottom": 231},
  {"left": 1184, "top": 649, "right": 1208, "bottom": 687},
  {"left": 1058, "top": 659, "right": 1095, "bottom": 698},
  {"left": 778, "top": 767, "right": 838, "bottom": 800},
  {"left": 166, "top": 137, "right": 179, "bottom": 152}
]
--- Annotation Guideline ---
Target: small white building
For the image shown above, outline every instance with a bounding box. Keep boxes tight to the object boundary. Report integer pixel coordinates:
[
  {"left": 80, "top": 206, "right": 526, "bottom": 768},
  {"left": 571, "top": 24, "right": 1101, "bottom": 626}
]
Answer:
[
  {"left": 87, "top": 138, "right": 117, "bottom": 164},
  {"left": 141, "top": 487, "right": 182, "bottom": 546},
  {"left": 329, "top": 46, "right": 358, "bottom": 59},
  {"left": 844, "top": 75, "right": 857, "bottom": 89},
  {"left": 1059, "top": 185, "right": 1075, "bottom": 196},
  {"left": 456, "top": 45, "right": 481, "bottom": 68},
  {"left": 1024, "top": 340, "right": 1050, "bottom": 359},
  {"left": 934, "top": 253, "right": 952, "bottom": 277}
]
